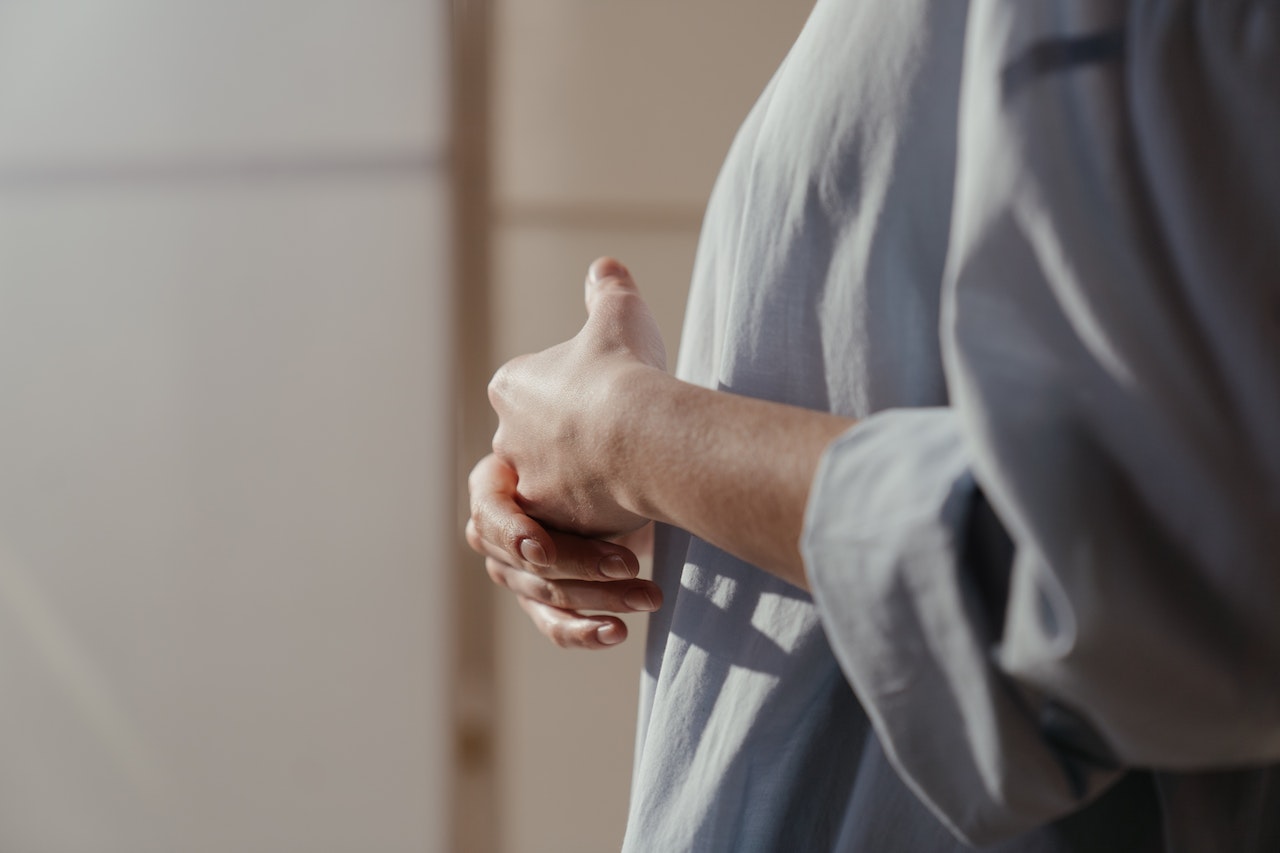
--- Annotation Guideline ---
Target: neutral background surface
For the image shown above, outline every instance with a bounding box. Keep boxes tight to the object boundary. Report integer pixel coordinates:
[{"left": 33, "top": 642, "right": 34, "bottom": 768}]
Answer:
[
  {"left": 0, "top": 2, "right": 451, "bottom": 851},
  {"left": 487, "top": 2, "right": 815, "bottom": 850}
]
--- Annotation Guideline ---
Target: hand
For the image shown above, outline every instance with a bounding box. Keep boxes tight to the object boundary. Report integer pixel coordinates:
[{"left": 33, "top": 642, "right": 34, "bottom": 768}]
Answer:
[
  {"left": 487, "top": 257, "right": 668, "bottom": 538},
  {"left": 466, "top": 453, "right": 663, "bottom": 649}
]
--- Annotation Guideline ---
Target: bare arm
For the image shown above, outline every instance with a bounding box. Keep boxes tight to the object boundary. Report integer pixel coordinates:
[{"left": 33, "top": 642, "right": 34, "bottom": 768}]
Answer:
[{"left": 599, "top": 365, "right": 852, "bottom": 590}]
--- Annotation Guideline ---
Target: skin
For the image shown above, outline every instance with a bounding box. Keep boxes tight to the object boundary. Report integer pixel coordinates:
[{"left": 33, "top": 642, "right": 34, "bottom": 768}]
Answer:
[{"left": 466, "top": 257, "right": 855, "bottom": 649}]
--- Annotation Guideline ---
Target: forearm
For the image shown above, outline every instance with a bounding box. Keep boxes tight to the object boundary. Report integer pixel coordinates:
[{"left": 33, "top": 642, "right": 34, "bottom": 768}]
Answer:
[{"left": 606, "top": 365, "right": 854, "bottom": 590}]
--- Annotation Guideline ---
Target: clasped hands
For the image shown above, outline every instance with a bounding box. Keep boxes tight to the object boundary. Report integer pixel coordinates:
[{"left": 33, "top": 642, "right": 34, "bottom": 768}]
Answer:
[{"left": 465, "top": 258, "right": 668, "bottom": 649}]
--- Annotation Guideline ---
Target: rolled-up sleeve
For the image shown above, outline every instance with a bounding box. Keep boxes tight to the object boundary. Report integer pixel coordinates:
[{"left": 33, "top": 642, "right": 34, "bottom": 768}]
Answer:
[{"left": 803, "top": 0, "right": 1280, "bottom": 846}]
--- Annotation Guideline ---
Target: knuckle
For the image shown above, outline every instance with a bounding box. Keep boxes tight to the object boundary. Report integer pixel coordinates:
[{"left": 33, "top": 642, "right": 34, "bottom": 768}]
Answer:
[
  {"left": 468, "top": 485, "right": 495, "bottom": 525},
  {"left": 466, "top": 455, "right": 489, "bottom": 491},
  {"left": 539, "top": 579, "right": 567, "bottom": 609},
  {"left": 471, "top": 481, "right": 502, "bottom": 520},
  {"left": 489, "top": 432, "right": 519, "bottom": 474},
  {"left": 546, "top": 622, "right": 572, "bottom": 649},
  {"left": 487, "top": 358, "right": 524, "bottom": 411},
  {"left": 464, "top": 519, "right": 483, "bottom": 553},
  {"left": 471, "top": 509, "right": 509, "bottom": 557},
  {"left": 489, "top": 432, "right": 509, "bottom": 467},
  {"left": 486, "top": 367, "right": 507, "bottom": 409},
  {"left": 501, "top": 523, "right": 527, "bottom": 562}
]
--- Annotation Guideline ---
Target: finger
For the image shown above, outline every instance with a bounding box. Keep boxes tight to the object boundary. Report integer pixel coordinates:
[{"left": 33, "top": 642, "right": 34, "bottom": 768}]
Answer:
[
  {"left": 584, "top": 256, "right": 639, "bottom": 315},
  {"left": 516, "top": 595, "right": 628, "bottom": 649},
  {"left": 486, "top": 558, "right": 662, "bottom": 613},
  {"left": 469, "top": 518, "right": 640, "bottom": 581},
  {"left": 542, "top": 528, "right": 640, "bottom": 580},
  {"left": 582, "top": 258, "right": 668, "bottom": 371},
  {"left": 468, "top": 453, "right": 557, "bottom": 568},
  {"left": 467, "top": 457, "right": 642, "bottom": 580}
]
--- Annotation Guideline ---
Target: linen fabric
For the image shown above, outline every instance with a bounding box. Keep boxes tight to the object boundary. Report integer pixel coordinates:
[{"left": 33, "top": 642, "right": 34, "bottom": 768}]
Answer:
[{"left": 623, "top": 1, "right": 1280, "bottom": 851}]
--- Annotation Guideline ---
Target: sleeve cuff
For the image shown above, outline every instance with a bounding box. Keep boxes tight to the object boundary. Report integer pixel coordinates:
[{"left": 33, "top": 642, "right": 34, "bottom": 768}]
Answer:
[{"left": 801, "top": 407, "right": 1107, "bottom": 845}]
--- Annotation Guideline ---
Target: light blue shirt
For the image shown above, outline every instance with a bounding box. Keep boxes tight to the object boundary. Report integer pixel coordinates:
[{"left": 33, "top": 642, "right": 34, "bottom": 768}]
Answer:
[{"left": 623, "top": 1, "right": 1280, "bottom": 850}]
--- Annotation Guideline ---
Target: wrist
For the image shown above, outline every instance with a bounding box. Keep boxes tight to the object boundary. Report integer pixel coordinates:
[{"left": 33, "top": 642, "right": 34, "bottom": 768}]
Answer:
[{"left": 598, "top": 363, "right": 679, "bottom": 524}]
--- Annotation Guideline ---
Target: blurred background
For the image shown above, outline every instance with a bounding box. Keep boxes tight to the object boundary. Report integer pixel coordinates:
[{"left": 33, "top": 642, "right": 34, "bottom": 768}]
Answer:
[{"left": 0, "top": 1, "right": 810, "bottom": 851}]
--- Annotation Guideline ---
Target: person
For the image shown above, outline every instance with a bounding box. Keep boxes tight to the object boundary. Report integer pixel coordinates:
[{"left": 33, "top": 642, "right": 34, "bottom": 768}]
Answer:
[{"left": 466, "top": 1, "right": 1280, "bottom": 850}]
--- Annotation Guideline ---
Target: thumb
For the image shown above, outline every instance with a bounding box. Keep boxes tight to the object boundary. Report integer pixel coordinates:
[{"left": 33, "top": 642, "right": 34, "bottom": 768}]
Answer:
[
  {"left": 584, "top": 256, "right": 639, "bottom": 315},
  {"left": 581, "top": 256, "right": 667, "bottom": 371}
]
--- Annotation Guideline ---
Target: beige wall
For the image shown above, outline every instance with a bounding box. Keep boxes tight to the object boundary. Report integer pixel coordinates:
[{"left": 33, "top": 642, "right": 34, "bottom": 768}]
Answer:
[
  {"left": 487, "top": 3, "right": 815, "bottom": 851},
  {"left": 0, "top": 3, "right": 451, "bottom": 851}
]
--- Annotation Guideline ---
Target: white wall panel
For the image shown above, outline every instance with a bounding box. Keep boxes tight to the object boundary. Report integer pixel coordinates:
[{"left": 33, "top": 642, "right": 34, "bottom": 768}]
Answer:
[
  {"left": 0, "top": 2, "right": 451, "bottom": 850},
  {"left": 0, "top": 174, "right": 450, "bottom": 853},
  {"left": 0, "top": 0, "right": 447, "bottom": 169}
]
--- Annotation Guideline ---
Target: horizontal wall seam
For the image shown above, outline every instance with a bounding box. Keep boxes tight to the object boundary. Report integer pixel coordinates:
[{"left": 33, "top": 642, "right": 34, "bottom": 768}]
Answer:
[
  {"left": 0, "top": 150, "right": 446, "bottom": 192},
  {"left": 495, "top": 201, "right": 704, "bottom": 232}
]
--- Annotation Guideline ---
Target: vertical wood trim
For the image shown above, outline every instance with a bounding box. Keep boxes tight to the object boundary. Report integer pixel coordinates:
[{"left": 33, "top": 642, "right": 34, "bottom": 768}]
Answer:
[{"left": 450, "top": 0, "right": 498, "bottom": 851}]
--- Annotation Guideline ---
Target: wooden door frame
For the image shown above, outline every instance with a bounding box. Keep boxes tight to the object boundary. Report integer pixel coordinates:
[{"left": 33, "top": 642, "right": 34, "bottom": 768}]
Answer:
[{"left": 450, "top": 0, "right": 498, "bottom": 850}]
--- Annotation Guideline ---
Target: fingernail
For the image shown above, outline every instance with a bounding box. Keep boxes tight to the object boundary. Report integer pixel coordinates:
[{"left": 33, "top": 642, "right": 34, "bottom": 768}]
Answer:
[
  {"left": 624, "top": 588, "right": 657, "bottom": 612},
  {"left": 519, "top": 538, "right": 549, "bottom": 567},
  {"left": 599, "top": 554, "right": 634, "bottom": 579},
  {"left": 597, "top": 623, "right": 624, "bottom": 645},
  {"left": 589, "top": 257, "right": 627, "bottom": 283}
]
